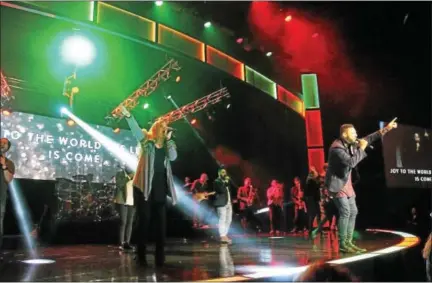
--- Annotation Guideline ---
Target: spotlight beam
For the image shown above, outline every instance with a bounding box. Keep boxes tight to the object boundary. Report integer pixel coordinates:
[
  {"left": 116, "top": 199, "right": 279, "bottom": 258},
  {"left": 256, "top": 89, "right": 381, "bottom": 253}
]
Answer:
[{"left": 61, "top": 108, "right": 138, "bottom": 171}]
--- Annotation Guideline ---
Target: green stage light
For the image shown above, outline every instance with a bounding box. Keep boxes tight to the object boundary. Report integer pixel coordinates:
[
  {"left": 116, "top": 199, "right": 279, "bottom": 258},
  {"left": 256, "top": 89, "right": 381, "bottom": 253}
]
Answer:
[
  {"left": 204, "top": 22, "right": 211, "bottom": 28},
  {"left": 143, "top": 103, "right": 150, "bottom": 109},
  {"left": 155, "top": 1, "right": 163, "bottom": 6},
  {"left": 61, "top": 35, "right": 96, "bottom": 67}
]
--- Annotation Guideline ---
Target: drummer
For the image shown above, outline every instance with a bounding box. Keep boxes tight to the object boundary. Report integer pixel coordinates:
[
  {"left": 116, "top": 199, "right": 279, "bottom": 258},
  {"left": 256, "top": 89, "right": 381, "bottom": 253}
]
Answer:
[{"left": 114, "top": 167, "right": 136, "bottom": 252}]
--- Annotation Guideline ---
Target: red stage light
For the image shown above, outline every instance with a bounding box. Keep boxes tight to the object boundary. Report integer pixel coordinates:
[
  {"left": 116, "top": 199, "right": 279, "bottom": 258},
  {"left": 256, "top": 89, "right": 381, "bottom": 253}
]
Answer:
[
  {"left": 285, "top": 15, "right": 292, "bottom": 22},
  {"left": 191, "top": 118, "right": 197, "bottom": 125}
]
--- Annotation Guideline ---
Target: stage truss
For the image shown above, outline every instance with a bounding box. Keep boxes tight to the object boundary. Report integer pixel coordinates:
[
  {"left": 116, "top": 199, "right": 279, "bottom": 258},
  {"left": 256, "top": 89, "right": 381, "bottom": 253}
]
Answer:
[
  {"left": 109, "top": 59, "right": 181, "bottom": 120},
  {"left": 1, "top": 70, "right": 13, "bottom": 107},
  {"left": 157, "top": 87, "right": 230, "bottom": 123}
]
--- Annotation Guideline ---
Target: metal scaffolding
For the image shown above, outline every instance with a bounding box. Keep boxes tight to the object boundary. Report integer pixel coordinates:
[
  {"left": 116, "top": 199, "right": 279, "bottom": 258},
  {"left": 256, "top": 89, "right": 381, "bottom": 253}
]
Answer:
[
  {"left": 157, "top": 87, "right": 230, "bottom": 123},
  {"left": 110, "top": 59, "right": 181, "bottom": 120}
]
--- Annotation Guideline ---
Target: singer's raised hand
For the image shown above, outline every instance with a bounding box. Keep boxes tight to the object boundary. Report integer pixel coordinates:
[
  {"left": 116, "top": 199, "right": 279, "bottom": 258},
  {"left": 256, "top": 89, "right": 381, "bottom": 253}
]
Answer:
[
  {"left": 358, "top": 139, "right": 368, "bottom": 151},
  {"left": 386, "top": 117, "right": 398, "bottom": 130}
]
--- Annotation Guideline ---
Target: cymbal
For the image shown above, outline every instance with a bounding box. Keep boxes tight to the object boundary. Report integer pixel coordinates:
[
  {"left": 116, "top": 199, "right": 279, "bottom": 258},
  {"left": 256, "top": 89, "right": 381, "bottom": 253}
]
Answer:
[{"left": 72, "top": 175, "right": 87, "bottom": 180}]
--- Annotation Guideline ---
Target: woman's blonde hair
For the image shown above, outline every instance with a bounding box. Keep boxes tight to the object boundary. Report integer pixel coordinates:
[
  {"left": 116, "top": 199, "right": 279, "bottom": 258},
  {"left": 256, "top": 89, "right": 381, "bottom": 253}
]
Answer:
[{"left": 423, "top": 233, "right": 432, "bottom": 260}]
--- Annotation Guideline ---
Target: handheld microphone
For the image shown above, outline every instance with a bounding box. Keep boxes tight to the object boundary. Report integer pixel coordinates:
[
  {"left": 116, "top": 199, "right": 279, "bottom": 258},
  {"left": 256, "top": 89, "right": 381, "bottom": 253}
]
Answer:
[{"left": 356, "top": 139, "right": 374, "bottom": 150}]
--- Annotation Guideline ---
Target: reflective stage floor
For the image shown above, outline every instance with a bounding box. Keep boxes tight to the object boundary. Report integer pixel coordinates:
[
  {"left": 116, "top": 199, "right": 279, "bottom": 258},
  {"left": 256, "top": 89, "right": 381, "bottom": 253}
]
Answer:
[{"left": 0, "top": 229, "right": 420, "bottom": 282}]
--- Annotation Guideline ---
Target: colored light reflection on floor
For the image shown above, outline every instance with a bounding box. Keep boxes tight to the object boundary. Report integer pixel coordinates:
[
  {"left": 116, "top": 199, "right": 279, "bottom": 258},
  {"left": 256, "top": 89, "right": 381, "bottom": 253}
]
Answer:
[
  {"left": 21, "top": 259, "right": 56, "bottom": 265},
  {"left": 208, "top": 229, "right": 420, "bottom": 282}
]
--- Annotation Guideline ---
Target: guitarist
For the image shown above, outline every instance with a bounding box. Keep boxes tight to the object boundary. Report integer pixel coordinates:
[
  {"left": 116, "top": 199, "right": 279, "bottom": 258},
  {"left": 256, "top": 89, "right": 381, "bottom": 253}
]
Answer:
[
  {"left": 291, "top": 177, "right": 307, "bottom": 233},
  {"left": 237, "top": 177, "right": 252, "bottom": 232},
  {"left": 191, "top": 173, "right": 209, "bottom": 228}
]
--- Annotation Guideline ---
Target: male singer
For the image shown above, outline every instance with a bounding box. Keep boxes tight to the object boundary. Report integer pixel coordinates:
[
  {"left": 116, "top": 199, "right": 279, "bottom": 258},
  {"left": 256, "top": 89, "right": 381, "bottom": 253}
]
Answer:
[
  {"left": 120, "top": 106, "right": 178, "bottom": 267},
  {"left": 213, "top": 168, "right": 233, "bottom": 244},
  {"left": 325, "top": 118, "right": 397, "bottom": 253},
  {"left": 0, "top": 138, "right": 15, "bottom": 252}
]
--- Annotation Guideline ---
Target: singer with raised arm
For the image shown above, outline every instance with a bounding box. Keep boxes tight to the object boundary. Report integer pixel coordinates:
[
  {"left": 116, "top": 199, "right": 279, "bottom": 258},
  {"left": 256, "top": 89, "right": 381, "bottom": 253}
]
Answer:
[
  {"left": 120, "top": 106, "right": 178, "bottom": 267},
  {"left": 213, "top": 168, "right": 233, "bottom": 244},
  {"left": 325, "top": 118, "right": 398, "bottom": 253},
  {"left": 0, "top": 138, "right": 15, "bottom": 252}
]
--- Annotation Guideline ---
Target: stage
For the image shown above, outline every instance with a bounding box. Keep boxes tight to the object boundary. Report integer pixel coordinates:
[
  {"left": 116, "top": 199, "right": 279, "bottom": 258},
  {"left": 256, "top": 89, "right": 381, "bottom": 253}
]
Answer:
[{"left": 0, "top": 229, "right": 420, "bottom": 282}]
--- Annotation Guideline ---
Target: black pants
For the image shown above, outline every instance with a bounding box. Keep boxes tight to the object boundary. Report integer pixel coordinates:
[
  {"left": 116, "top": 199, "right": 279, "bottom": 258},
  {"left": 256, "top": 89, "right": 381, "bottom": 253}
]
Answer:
[
  {"left": 293, "top": 208, "right": 307, "bottom": 231},
  {"left": 116, "top": 204, "right": 136, "bottom": 244},
  {"left": 306, "top": 198, "right": 321, "bottom": 233},
  {"left": 315, "top": 201, "right": 338, "bottom": 233},
  {"left": 134, "top": 188, "right": 166, "bottom": 265},
  {"left": 0, "top": 197, "right": 6, "bottom": 250},
  {"left": 269, "top": 204, "right": 283, "bottom": 232}
]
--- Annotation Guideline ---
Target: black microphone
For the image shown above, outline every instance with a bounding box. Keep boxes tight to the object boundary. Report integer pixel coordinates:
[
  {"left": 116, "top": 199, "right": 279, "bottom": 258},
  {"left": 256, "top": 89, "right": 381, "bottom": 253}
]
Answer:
[{"left": 356, "top": 139, "right": 374, "bottom": 150}]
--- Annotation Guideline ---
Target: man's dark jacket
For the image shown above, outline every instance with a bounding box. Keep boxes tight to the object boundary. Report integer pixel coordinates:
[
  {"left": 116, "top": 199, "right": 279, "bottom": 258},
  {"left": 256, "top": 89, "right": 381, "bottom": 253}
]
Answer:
[
  {"left": 213, "top": 178, "right": 231, "bottom": 207},
  {"left": 325, "top": 131, "right": 382, "bottom": 194}
]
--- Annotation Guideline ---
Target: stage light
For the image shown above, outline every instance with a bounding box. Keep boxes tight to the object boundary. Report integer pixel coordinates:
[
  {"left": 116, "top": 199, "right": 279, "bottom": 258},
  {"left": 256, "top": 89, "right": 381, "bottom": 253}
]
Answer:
[
  {"left": 285, "top": 15, "right": 292, "bottom": 22},
  {"left": 226, "top": 104, "right": 231, "bottom": 109},
  {"left": 61, "top": 35, "right": 96, "bottom": 67},
  {"left": 166, "top": 95, "right": 172, "bottom": 100},
  {"left": 175, "top": 76, "right": 181, "bottom": 83},
  {"left": 60, "top": 107, "right": 68, "bottom": 114},
  {"left": 191, "top": 118, "right": 197, "bottom": 125},
  {"left": 113, "top": 127, "right": 120, "bottom": 134},
  {"left": 236, "top": 37, "right": 244, "bottom": 44},
  {"left": 66, "top": 118, "right": 75, "bottom": 126},
  {"left": 143, "top": 103, "right": 150, "bottom": 109},
  {"left": 204, "top": 22, "right": 211, "bottom": 28},
  {"left": 266, "top": 52, "right": 272, "bottom": 57},
  {"left": 22, "top": 259, "right": 56, "bottom": 265},
  {"left": 155, "top": 1, "right": 163, "bottom": 6}
]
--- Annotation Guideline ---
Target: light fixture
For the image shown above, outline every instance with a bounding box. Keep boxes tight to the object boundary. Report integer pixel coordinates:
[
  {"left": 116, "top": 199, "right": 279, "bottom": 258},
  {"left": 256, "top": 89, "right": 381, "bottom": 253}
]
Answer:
[
  {"left": 0, "top": 107, "right": 12, "bottom": 116},
  {"left": 22, "top": 259, "right": 56, "bottom": 265},
  {"left": 175, "top": 76, "right": 181, "bottom": 83},
  {"left": 285, "top": 15, "right": 292, "bottom": 22},
  {"left": 113, "top": 127, "right": 120, "bottom": 134},
  {"left": 236, "top": 37, "right": 244, "bottom": 44},
  {"left": 66, "top": 118, "right": 76, "bottom": 127},
  {"left": 204, "top": 22, "right": 211, "bottom": 28},
  {"left": 191, "top": 118, "right": 197, "bottom": 125},
  {"left": 155, "top": 1, "right": 163, "bottom": 6},
  {"left": 143, "top": 103, "right": 150, "bottom": 109},
  {"left": 61, "top": 35, "right": 96, "bottom": 67},
  {"left": 266, "top": 52, "right": 272, "bottom": 57}
]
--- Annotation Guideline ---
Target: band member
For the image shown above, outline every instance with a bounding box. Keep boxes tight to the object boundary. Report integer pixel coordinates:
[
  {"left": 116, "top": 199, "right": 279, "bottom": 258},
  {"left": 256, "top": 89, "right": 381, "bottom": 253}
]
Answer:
[
  {"left": 305, "top": 167, "right": 321, "bottom": 236},
  {"left": 183, "top": 177, "right": 192, "bottom": 192},
  {"left": 213, "top": 168, "right": 233, "bottom": 244},
  {"left": 237, "top": 177, "right": 252, "bottom": 231},
  {"left": 325, "top": 119, "right": 397, "bottom": 253},
  {"left": 121, "top": 106, "right": 178, "bottom": 267},
  {"left": 114, "top": 167, "right": 136, "bottom": 251},
  {"left": 192, "top": 173, "right": 209, "bottom": 228},
  {"left": 291, "top": 177, "right": 307, "bottom": 233},
  {"left": 267, "top": 180, "right": 283, "bottom": 235},
  {"left": 0, "top": 138, "right": 15, "bottom": 251}
]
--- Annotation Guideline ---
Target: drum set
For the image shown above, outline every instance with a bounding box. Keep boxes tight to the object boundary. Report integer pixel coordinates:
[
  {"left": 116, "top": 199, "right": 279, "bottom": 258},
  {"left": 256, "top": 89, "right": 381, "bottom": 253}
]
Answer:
[{"left": 55, "top": 174, "right": 119, "bottom": 222}]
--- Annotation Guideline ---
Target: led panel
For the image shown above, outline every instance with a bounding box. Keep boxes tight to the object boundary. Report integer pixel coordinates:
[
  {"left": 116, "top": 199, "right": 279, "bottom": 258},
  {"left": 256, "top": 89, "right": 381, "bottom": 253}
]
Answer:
[
  {"left": 158, "top": 24, "right": 205, "bottom": 62},
  {"left": 277, "top": 85, "right": 305, "bottom": 117},
  {"left": 307, "top": 148, "right": 325, "bottom": 171},
  {"left": 245, "top": 66, "right": 277, "bottom": 99},
  {"left": 305, "top": 109, "right": 324, "bottom": 147},
  {"left": 206, "top": 46, "right": 244, "bottom": 81},
  {"left": 97, "top": 2, "right": 156, "bottom": 42},
  {"left": 301, "top": 74, "right": 320, "bottom": 109}
]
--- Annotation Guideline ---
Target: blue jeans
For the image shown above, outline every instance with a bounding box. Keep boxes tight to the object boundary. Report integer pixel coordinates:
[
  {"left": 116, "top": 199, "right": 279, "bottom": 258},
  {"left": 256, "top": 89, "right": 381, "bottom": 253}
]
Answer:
[{"left": 333, "top": 196, "right": 358, "bottom": 245}]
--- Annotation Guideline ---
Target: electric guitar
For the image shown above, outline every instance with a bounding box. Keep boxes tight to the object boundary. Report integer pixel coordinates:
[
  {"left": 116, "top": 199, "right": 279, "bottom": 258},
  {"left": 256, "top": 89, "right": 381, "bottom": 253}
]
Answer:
[{"left": 193, "top": 191, "right": 216, "bottom": 202}]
